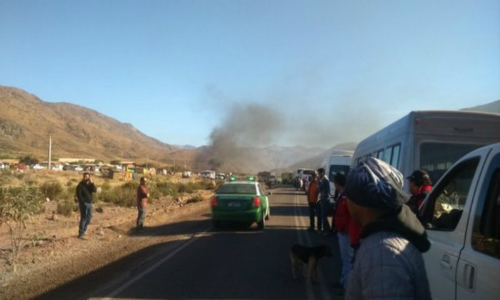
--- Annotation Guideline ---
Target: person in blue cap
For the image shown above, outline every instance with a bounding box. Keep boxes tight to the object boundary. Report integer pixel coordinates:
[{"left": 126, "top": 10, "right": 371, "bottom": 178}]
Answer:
[{"left": 344, "top": 157, "right": 431, "bottom": 300}]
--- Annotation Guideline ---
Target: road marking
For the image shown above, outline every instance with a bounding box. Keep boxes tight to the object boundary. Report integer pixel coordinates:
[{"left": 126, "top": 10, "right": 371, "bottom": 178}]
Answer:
[{"left": 101, "top": 228, "right": 212, "bottom": 299}]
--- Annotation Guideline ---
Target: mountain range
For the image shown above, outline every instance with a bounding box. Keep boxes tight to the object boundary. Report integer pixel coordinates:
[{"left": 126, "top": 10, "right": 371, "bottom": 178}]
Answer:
[{"left": 1, "top": 86, "right": 499, "bottom": 173}]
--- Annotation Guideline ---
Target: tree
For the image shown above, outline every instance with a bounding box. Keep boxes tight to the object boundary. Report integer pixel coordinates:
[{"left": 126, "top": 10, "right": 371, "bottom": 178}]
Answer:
[
  {"left": 110, "top": 160, "right": 121, "bottom": 165},
  {"left": 19, "top": 155, "right": 39, "bottom": 166}
]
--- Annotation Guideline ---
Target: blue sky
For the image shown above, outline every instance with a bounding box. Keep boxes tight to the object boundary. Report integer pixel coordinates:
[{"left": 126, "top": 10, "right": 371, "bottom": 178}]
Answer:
[{"left": 1, "top": 0, "right": 499, "bottom": 147}]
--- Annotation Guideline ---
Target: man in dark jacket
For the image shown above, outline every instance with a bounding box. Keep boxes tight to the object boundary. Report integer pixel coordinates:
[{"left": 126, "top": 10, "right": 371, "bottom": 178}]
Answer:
[
  {"left": 317, "top": 168, "right": 331, "bottom": 236},
  {"left": 344, "top": 158, "right": 431, "bottom": 300},
  {"left": 76, "top": 172, "right": 97, "bottom": 239},
  {"left": 136, "top": 177, "right": 149, "bottom": 230}
]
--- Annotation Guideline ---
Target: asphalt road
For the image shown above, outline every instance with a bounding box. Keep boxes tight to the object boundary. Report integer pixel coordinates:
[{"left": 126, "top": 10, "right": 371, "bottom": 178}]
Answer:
[{"left": 37, "top": 187, "right": 343, "bottom": 300}]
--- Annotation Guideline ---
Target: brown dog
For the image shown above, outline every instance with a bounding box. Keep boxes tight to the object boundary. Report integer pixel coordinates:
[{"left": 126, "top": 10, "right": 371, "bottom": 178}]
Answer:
[{"left": 290, "top": 244, "right": 332, "bottom": 283}]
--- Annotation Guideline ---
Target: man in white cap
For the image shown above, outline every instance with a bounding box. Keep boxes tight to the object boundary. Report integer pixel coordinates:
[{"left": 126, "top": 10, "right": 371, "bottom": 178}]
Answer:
[{"left": 344, "top": 157, "right": 431, "bottom": 300}]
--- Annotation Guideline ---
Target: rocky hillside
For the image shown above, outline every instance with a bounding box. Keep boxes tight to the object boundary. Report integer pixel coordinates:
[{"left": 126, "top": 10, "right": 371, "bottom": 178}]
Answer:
[{"left": 0, "top": 86, "right": 177, "bottom": 162}]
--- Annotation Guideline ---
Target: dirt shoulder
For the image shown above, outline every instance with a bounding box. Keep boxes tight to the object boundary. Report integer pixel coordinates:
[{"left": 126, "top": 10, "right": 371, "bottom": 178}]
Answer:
[{"left": 0, "top": 192, "right": 213, "bottom": 300}]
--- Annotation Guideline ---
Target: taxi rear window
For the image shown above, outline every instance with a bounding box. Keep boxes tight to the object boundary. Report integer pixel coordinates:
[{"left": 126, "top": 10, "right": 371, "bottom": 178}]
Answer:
[{"left": 217, "top": 184, "right": 256, "bottom": 194}]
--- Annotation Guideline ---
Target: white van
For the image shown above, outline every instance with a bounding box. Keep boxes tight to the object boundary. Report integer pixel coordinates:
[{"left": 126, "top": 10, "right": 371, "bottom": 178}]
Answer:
[
  {"left": 352, "top": 111, "right": 500, "bottom": 192},
  {"left": 320, "top": 151, "right": 353, "bottom": 193},
  {"left": 418, "top": 142, "right": 500, "bottom": 299},
  {"left": 201, "top": 170, "right": 216, "bottom": 179}
]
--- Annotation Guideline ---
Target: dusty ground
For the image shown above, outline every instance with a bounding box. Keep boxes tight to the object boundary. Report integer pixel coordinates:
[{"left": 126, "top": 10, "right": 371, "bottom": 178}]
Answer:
[{"left": 0, "top": 188, "right": 213, "bottom": 300}]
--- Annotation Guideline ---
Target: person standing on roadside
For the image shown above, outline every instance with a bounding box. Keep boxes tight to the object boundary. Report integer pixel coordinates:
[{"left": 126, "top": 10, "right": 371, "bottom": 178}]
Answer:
[
  {"left": 332, "top": 173, "right": 362, "bottom": 295},
  {"left": 344, "top": 158, "right": 431, "bottom": 300},
  {"left": 306, "top": 172, "right": 321, "bottom": 232},
  {"left": 317, "top": 168, "right": 331, "bottom": 236},
  {"left": 76, "top": 172, "right": 97, "bottom": 239},
  {"left": 406, "top": 169, "right": 432, "bottom": 215},
  {"left": 136, "top": 177, "right": 149, "bottom": 230}
]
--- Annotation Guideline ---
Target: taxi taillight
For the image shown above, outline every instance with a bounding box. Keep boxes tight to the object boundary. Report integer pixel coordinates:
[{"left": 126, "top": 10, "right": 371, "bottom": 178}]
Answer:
[
  {"left": 253, "top": 196, "right": 260, "bottom": 208},
  {"left": 211, "top": 196, "right": 218, "bottom": 207}
]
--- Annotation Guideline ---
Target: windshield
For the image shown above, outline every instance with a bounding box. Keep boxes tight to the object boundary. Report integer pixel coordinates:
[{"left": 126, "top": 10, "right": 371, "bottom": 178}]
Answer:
[
  {"left": 420, "top": 143, "right": 483, "bottom": 184},
  {"left": 217, "top": 184, "right": 257, "bottom": 195},
  {"left": 328, "top": 165, "right": 351, "bottom": 182}
]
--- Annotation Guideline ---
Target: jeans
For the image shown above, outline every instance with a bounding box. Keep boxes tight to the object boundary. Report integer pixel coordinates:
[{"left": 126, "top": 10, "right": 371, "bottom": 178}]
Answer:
[
  {"left": 137, "top": 206, "right": 146, "bottom": 229},
  {"left": 319, "top": 199, "right": 331, "bottom": 232},
  {"left": 78, "top": 202, "right": 93, "bottom": 237},
  {"left": 308, "top": 203, "right": 321, "bottom": 230},
  {"left": 337, "top": 231, "right": 354, "bottom": 288}
]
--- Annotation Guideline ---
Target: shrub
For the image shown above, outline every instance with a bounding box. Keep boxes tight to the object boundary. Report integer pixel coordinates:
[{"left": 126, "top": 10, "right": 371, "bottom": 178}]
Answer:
[
  {"left": 0, "top": 186, "right": 44, "bottom": 269},
  {"left": 57, "top": 200, "right": 77, "bottom": 216},
  {"left": 186, "top": 194, "right": 205, "bottom": 204},
  {"left": 101, "top": 181, "right": 137, "bottom": 207},
  {"left": 155, "top": 181, "right": 178, "bottom": 198},
  {"left": 66, "top": 180, "right": 73, "bottom": 187},
  {"left": 101, "top": 180, "right": 111, "bottom": 191},
  {"left": 61, "top": 186, "right": 76, "bottom": 202},
  {"left": 40, "top": 181, "right": 63, "bottom": 200}
]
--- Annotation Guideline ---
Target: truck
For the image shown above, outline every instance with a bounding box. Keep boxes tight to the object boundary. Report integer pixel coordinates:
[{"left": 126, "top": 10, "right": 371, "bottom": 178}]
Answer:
[{"left": 418, "top": 142, "right": 500, "bottom": 299}]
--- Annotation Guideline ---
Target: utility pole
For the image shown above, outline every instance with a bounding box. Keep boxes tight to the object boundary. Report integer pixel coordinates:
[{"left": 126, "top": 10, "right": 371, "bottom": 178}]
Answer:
[{"left": 48, "top": 135, "right": 52, "bottom": 171}]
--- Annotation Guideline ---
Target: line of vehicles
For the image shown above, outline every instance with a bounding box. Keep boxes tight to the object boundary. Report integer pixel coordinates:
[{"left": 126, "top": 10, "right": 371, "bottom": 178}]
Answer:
[
  {"left": 290, "top": 110, "right": 500, "bottom": 299},
  {"left": 209, "top": 110, "right": 499, "bottom": 299}
]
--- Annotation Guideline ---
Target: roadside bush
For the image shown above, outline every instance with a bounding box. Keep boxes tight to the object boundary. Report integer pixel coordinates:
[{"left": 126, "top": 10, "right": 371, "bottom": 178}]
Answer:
[
  {"left": 101, "top": 180, "right": 111, "bottom": 191},
  {"left": 0, "top": 186, "right": 44, "bottom": 270},
  {"left": 101, "top": 181, "right": 137, "bottom": 207},
  {"left": 0, "top": 170, "right": 13, "bottom": 186},
  {"left": 177, "top": 183, "right": 194, "bottom": 194},
  {"left": 66, "top": 180, "right": 73, "bottom": 187},
  {"left": 155, "top": 181, "right": 178, "bottom": 198},
  {"left": 14, "top": 172, "right": 26, "bottom": 180},
  {"left": 40, "top": 181, "right": 63, "bottom": 200},
  {"left": 61, "top": 186, "right": 76, "bottom": 202},
  {"left": 57, "top": 200, "right": 77, "bottom": 216},
  {"left": 186, "top": 194, "right": 205, "bottom": 204}
]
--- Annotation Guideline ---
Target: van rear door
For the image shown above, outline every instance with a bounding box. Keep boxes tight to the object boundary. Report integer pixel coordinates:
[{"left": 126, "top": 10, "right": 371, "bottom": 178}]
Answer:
[{"left": 456, "top": 146, "right": 500, "bottom": 300}]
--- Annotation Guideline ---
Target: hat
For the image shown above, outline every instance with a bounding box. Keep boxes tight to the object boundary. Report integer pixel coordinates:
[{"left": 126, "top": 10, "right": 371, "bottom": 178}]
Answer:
[
  {"left": 407, "top": 170, "right": 431, "bottom": 185},
  {"left": 345, "top": 157, "right": 409, "bottom": 210}
]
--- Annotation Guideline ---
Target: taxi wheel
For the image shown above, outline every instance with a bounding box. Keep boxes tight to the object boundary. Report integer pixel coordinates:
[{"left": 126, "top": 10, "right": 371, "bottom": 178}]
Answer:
[
  {"left": 265, "top": 208, "right": 270, "bottom": 220},
  {"left": 257, "top": 212, "right": 265, "bottom": 230}
]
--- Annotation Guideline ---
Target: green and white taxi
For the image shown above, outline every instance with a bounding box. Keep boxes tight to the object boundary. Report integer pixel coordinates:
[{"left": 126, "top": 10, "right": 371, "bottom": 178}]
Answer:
[{"left": 210, "top": 178, "right": 271, "bottom": 229}]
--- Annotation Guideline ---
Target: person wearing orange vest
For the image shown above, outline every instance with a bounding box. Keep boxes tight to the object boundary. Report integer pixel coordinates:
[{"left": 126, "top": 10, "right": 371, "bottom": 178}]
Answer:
[{"left": 307, "top": 172, "right": 321, "bottom": 232}]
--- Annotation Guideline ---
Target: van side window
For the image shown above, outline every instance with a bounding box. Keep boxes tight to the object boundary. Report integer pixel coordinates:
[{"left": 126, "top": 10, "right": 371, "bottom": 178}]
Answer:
[
  {"left": 377, "top": 149, "right": 384, "bottom": 159},
  {"left": 421, "top": 157, "right": 480, "bottom": 231},
  {"left": 382, "top": 144, "right": 401, "bottom": 168},
  {"left": 472, "top": 155, "right": 500, "bottom": 259},
  {"left": 391, "top": 144, "right": 401, "bottom": 168}
]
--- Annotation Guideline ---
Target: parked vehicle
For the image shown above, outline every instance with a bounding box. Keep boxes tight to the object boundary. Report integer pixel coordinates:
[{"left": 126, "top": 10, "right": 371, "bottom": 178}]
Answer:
[
  {"left": 352, "top": 111, "right": 500, "bottom": 192},
  {"left": 215, "top": 173, "right": 226, "bottom": 180},
  {"left": 210, "top": 179, "right": 271, "bottom": 230},
  {"left": 320, "top": 151, "right": 353, "bottom": 195},
  {"left": 182, "top": 171, "right": 192, "bottom": 178},
  {"left": 419, "top": 142, "right": 500, "bottom": 300},
  {"left": 201, "top": 170, "right": 216, "bottom": 179}
]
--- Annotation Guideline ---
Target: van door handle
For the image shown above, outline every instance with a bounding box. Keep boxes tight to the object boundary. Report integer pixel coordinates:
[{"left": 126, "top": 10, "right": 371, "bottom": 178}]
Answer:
[
  {"left": 440, "top": 261, "right": 453, "bottom": 270},
  {"left": 463, "top": 264, "right": 475, "bottom": 290},
  {"left": 440, "top": 254, "right": 453, "bottom": 270}
]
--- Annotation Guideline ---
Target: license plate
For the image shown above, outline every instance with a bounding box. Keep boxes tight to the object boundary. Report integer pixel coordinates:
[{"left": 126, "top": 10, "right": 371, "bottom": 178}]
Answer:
[{"left": 228, "top": 202, "right": 241, "bottom": 208}]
